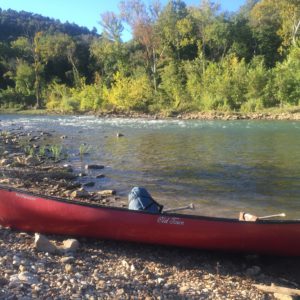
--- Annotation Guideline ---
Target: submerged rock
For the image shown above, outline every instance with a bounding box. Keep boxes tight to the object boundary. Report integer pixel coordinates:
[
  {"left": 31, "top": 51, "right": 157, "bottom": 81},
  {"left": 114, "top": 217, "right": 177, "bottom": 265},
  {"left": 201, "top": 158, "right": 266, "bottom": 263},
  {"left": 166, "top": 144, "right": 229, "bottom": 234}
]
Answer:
[
  {"left": 85, "top": 164, "right": 105, "bottom": 170},
  {"left": 83, "top": 181, "right": 95, "bottom": 187},
  {"left": 96, "top": 173, "right": 105, "bottom": 179}
]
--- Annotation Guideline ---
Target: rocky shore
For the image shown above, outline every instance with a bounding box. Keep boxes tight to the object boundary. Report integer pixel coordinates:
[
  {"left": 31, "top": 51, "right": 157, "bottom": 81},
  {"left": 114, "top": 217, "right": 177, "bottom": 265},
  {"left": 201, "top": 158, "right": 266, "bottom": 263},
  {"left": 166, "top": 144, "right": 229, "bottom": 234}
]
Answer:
[
  {"left": 0, "top": 127, "right": 300, "bottom": 299},
  {"left": 94, "top": 110, "right": 300, "bottom": 121}
]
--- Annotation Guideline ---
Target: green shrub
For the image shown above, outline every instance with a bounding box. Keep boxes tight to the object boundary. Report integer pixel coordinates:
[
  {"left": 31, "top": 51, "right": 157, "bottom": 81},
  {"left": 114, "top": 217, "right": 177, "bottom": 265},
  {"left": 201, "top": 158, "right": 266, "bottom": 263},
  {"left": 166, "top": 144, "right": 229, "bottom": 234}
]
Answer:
[{"left": 106, "top": 71, "right": 153, "bottom": 111}]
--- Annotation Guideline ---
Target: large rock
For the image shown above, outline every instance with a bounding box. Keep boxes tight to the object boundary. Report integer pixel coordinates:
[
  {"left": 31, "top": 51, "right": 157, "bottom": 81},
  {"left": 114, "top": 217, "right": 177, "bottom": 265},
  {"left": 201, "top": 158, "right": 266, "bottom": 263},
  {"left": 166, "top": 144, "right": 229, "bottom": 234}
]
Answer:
[{"left": 34, "top": 233, "right": 58, "bottom": 254}]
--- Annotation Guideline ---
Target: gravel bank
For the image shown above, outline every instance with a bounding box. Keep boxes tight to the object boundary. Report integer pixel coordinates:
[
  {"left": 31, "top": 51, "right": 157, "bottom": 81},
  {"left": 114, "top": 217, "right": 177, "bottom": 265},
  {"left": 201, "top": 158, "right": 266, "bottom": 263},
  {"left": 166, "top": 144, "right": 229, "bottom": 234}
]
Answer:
[{"left": 1, "top": 225, "right": 299, "bottom": 299}]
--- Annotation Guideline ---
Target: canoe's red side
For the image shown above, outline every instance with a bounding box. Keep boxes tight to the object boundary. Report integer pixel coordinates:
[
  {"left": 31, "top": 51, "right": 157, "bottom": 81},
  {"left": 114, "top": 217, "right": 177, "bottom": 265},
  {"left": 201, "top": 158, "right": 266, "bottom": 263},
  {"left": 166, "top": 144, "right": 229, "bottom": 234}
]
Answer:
[{"left": 0, "top": 188, "right": 299, "bottom": 256}]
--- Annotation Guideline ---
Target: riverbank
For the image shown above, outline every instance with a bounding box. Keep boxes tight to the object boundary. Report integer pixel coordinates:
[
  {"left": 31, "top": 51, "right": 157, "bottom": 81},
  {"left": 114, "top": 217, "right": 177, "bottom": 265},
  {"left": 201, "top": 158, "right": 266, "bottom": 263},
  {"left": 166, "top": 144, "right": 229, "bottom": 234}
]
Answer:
[
  {"left": 0, "top": 125, "right": 300, "bottom": 299},
  {"left": 1, "top": 106, "right": 300, "bottom": 120}
]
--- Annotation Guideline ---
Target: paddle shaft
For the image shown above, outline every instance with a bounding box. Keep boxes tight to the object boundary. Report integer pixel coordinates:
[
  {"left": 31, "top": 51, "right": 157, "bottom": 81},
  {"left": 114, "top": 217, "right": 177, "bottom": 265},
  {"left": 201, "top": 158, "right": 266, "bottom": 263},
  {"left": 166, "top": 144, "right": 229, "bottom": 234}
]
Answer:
[
  {"left": 164, "top": 203, "right": 194, "bottom": 213},
  {"left": 258, "top": 213, "right": 286, "bottom": 220}
]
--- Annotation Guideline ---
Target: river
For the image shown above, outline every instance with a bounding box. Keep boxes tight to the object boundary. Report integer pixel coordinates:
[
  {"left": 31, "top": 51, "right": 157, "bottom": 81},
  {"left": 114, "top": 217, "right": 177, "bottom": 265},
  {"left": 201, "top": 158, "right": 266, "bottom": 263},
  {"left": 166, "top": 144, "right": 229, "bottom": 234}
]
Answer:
[{"left": 1, "top": 114, "right": 300, "bottom": 219}]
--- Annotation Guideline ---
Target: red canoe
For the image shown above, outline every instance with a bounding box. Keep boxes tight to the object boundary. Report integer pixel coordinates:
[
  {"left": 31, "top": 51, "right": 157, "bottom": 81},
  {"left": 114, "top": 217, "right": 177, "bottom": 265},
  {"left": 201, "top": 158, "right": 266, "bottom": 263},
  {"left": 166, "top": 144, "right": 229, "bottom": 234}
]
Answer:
[{"left": 0, "top": 185, "right": 299, "bottom": 256}]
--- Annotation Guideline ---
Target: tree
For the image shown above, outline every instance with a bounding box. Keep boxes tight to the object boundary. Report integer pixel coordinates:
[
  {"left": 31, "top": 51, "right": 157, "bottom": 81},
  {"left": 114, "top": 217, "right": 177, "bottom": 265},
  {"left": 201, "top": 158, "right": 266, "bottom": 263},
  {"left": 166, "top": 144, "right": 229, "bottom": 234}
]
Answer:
[
  {"left": 14, "top": 60, "right": 35, "bottom": 96},
  {"left": 12, "top": 32, "right": 79, "bottom": 108},
  {"left": 277, "top": 0, "right": 300, "bottom": 48},
  {"left": 100, "top": 11, "right": 124, "bottom": 43},
  {"left": 156, "top": 0, "right": 189, "bottom": 60},
  {"left": 120, "top": 0, "right": 163, "bottom": 90},
  {"left": 90, "top": 37, "right": 129, "bottom": 86},
  {"left": 249, "top": 0, "right": 283, "bottom": 66}
]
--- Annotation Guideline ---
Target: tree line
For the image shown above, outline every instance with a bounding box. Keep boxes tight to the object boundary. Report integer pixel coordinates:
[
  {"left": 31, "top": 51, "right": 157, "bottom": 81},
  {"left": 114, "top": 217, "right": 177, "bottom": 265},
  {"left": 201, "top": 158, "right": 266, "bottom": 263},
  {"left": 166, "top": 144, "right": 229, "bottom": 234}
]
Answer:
[{"left": 0, "top": 0, "right": 299, "bottom": 114}]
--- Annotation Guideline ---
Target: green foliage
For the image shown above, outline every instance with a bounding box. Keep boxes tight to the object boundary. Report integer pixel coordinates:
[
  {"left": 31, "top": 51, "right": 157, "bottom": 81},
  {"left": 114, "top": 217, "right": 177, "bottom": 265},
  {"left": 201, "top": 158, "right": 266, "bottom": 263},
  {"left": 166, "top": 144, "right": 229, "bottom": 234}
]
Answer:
[
  {"left": 273, "top": 45, "right": 300, "bottom": 106},
  {"left": 38, "top": 146, "right": 46, "bottom": 157},
  {"left": 1, "top": 2, "right": 300, "bottom": 114},
  {"left": 14, "top": 61, "right": 35, "bottom": 96},
  {"left": 105, "top": 71, "right": 153, "bottom": 111},
  {"left": 159, "top": 61, "right": 190, "bottom": 111},
  {"left": 0, "top": 87, "right": 30, "bottom": 109},
  {"left": 72, "top": 81, "right": 104, "bottom": 111},
  {"left": 79, "top": 144, "right": 92, "bottom": 161},
  {"left": 46, "top": 83, "right": 72, "bottom": 112},
  {"left": 24, "top": 145, "right": 35, "bottom": 156},
  {"left": 49, "top": 145, "right": 63, "bottom": 161},
  {"left": 189, "top": 55, "right": 248, "bottom": 111}
]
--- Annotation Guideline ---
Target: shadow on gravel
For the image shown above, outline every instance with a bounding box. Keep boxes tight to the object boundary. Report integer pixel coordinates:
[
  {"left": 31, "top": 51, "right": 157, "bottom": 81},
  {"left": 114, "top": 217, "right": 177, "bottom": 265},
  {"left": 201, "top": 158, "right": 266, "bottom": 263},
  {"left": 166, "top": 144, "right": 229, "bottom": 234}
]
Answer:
[{"left": 81, "top": 238, "right": 300, "bottom": 286}]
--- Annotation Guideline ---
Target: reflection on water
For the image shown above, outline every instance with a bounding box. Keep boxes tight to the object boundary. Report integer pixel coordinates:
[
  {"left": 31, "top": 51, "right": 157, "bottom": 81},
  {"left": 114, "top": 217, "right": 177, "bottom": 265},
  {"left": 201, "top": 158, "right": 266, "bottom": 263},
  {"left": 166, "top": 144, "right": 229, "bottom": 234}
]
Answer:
[{"left": 1, "top": 115, "right": 300, "bottom": 218}]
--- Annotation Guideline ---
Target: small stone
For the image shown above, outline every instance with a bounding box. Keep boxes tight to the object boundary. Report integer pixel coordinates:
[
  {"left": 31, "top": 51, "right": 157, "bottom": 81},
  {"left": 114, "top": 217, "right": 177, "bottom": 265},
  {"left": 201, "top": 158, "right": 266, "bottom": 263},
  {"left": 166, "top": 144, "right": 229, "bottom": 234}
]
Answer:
[
  {"left": 116, "top": 288, "right": 124, "bottom": 295},
  {"left": 70, "top": 189, "right": 90, "bottom": 198},
  {"left": 96, "top": 174, "right": 105, "bottom": 179},
  {"left": 65, "top": 264, "right": 73, "bottom": 273},
  {"left": 60, "top": 256, "right": 75, "bottom": 264},
  {"left": 130, "top": 264, "right": 136, "bottom": 273},
  {"left": 63, "top": 164, "right": 73, "bottom": 172},
  {"left": 61, "top": 239, "right": 80, "bottom": 253},
  {"left": 116, "top": 133, "right": 124, "bottom": 137},
  {"left": 19, "top": 265, "right": 26, "bottom": 272},
  {"left": 18, "top": 272, "right": 39, "bottom": 285},
  {"left": 97, "top": 190, "right": 116, "bottom": 196},
  {"left": 85, "top": 164, "right": 105, "bottom": 170},
  {"left": 97, "top": 280, "right": 106, "bottom": 289},
  {"left": 9, "top": 275, "right": 20, "bottom": 287},
  {"left": 156, "top": 278, "right": 164, "bottom": 284},
  {"left": 12, "top": 255, "right": 21, "bottom": 266},
  {"left": 78, "top": 172, "right": 87, "bottom": 177},
  {"left": 122, "top": 260, "right": 130, "bottom": 270}
]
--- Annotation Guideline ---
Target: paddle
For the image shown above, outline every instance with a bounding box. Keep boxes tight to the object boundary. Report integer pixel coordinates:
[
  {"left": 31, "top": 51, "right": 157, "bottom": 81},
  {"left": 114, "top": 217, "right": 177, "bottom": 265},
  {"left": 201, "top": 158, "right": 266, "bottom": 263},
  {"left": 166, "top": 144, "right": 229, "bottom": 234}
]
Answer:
[
  {"left": 163, "top": 203, "right": 195, "bottom": 213},
  {"left": 258, "top": 213, "right": 286, "bottom": 220},
  {"left": 239, "top": 212, "right": 286, "bottom": 221}
]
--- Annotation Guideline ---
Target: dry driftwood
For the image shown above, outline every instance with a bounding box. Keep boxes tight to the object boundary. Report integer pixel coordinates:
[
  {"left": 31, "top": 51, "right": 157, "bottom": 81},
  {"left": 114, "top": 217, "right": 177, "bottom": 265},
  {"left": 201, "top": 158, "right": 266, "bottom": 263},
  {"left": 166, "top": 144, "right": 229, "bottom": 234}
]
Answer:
[{"left": 253, "top": 284, "right": 300, "bottom": 296}]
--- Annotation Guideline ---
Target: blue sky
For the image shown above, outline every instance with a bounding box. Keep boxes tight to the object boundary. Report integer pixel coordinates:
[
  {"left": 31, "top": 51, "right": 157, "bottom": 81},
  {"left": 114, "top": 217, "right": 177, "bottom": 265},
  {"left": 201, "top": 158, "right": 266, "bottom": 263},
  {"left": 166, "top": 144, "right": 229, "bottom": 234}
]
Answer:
[{"left": 0, "top": 0, "right": 245, "bottom": 35}]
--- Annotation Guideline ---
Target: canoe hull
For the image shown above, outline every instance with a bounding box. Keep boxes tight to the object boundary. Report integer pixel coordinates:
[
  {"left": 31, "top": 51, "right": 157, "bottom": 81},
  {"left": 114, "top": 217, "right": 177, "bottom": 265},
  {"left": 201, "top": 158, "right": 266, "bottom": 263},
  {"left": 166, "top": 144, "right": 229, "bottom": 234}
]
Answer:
[{"left": 0, "top": 187, "right": 300, "bottom": 256}]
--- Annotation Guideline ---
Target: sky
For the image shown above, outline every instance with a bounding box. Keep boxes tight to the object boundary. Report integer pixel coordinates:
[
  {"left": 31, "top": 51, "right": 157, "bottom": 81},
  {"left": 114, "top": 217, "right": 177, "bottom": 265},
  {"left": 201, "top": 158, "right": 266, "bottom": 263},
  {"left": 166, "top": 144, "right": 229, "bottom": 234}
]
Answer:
[{"left": 0, "top": 0, "right": 246, "bottom": 38}]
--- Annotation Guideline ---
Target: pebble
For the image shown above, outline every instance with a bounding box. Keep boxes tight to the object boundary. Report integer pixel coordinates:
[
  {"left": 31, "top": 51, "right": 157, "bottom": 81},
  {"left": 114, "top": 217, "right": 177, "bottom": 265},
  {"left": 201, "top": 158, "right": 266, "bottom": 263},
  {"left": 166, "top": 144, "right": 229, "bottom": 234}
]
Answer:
[{"left": 60, "top": 256, "right": 75, "bottom": 264}]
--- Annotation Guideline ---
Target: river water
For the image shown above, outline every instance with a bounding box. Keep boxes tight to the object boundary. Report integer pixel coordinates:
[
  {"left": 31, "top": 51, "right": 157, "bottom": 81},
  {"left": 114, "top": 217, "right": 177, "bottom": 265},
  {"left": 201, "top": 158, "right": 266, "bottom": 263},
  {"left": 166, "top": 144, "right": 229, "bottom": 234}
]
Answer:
[{"left": 1, "top": 115, "right": 300, "bottom": 219}]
